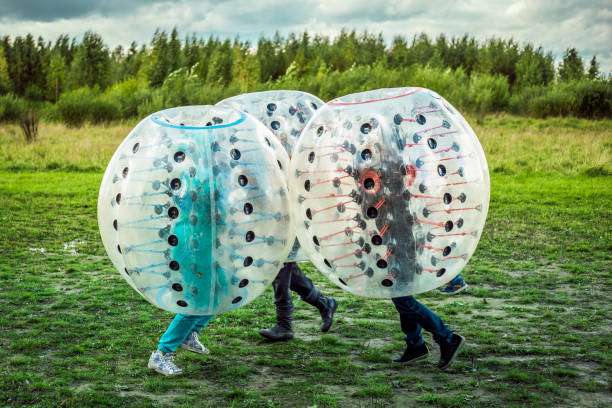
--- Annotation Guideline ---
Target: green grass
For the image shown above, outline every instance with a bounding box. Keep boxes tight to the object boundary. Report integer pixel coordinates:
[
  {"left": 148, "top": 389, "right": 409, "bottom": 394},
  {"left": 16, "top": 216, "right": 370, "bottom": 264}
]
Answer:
[{"left": 0, "top": 116, "right": 611, "bottom": 407}]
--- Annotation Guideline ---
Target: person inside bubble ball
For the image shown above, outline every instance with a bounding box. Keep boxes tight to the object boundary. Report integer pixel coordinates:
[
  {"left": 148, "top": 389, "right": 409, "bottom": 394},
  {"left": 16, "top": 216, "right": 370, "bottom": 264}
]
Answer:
[
  {"left": 148, "top": 314, "right": 213, "bottom": 376},
  {"left": 259, "top": 260, "right": 337, "bottom": 341},
  {"left": 391, "top": 296, "right": 464, "bottom": 369}
]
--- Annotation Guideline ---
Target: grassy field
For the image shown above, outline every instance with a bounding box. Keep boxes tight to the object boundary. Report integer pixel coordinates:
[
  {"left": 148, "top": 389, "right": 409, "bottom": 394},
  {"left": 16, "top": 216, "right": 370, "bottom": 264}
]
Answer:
[{"left": 0, "top": 116, "right": 611, "bottom": 407}]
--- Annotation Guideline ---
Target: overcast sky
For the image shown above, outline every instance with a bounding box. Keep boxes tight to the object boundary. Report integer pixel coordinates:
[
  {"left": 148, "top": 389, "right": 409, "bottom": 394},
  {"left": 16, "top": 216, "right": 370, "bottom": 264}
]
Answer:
[{"left": 0, "top": 0, "right": 610, "bottom": 72}]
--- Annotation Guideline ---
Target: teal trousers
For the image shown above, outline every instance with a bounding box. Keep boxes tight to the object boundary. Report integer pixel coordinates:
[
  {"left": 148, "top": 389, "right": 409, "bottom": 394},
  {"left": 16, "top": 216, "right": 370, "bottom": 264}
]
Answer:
[{"left": 157, "top": 314, "right": 214, "bottom": 353}]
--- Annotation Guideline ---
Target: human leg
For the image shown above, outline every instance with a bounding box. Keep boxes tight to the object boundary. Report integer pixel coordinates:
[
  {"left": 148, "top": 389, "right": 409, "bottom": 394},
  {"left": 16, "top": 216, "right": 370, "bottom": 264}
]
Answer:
[
  {"left": 149, "top": 314, "right": 212, "bottom": 376},
  {"left": 259, "top": 263, "right": 294, "bottom": 341},
  {"left": 391, "top": 296, "right": 464, "bottom": 369},
  {"left": 289, "top": 263, "right": 337, "bottom": 332},
  {"left": 181, "top": 315, "right": 213, "bottom": 354}
]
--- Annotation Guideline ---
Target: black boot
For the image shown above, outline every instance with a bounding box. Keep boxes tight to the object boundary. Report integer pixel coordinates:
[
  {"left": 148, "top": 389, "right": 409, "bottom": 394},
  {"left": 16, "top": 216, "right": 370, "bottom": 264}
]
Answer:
[
  {"left": 438, "top": 333, "right": 465, "bottom": 370},
  {"left": 260, "top": 264, "right": 295, "bottom": 341},
  {"left": 259, "top": 300, "right": 294, "bottom": 342},
  {"left": 259, "top": 324, "right": 294, "bottom": 341},
  {"left": 314, "top": 295, "right": 337, "bottom": 332},
  {"left": 393, "top": 343, "right": 429, "bottom": 364}
]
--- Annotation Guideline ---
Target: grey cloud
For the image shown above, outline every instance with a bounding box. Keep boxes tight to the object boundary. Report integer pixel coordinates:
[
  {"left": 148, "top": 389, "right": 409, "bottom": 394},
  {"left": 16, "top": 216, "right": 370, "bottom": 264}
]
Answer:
[{"left": 0, "top": 0, "right": 169, "bottom": 21}]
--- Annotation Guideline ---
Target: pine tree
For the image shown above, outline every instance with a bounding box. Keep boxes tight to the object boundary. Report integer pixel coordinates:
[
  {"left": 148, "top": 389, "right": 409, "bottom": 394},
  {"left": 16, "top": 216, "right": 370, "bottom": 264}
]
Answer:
[
  {"left": 168, "top": 28, "right": 183, "bottom": 73},
  {"left": 587, "top": 56, "right": 600, "bottom": 80},
  {"left": 70, "top": 31, "right": 111, "bottom": 89},
  {"left": 148, "top": 29, "right": 170, "bottom": 87},
  {"left": 558, "top": 48, "right": 584, "bottom": 81},
  {"left": 47, "top": 52, "right": 66, "bottom": 101},
  {"left": 0, "top": 46, "right": 11, "bottom": 94}
]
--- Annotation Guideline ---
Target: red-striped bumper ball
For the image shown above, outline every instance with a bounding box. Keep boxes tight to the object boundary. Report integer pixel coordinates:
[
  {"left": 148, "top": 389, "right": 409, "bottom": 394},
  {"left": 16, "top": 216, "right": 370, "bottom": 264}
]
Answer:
[{"left": 289, "top": 87, "right": 490, "bottom": 298}]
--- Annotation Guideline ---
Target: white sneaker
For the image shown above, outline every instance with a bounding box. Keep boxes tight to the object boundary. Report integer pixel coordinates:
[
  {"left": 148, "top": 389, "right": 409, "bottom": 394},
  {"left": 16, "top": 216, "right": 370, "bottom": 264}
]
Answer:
[
  {"left": 148, "top": 350, "right": 183, "bottom": 376},
  {"left": 181, "top": 331, "right": 210, "bottom": 354}
]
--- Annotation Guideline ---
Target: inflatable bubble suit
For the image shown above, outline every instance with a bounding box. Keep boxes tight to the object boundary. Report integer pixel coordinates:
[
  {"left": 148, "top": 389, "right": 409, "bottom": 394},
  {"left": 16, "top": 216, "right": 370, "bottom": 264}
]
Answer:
[
  {"left": 217, "top": 90, "right": 325, "bottom": 261},
  {"left": 98, "top": 106, "right": 293, "bottom": 314},
  {"left": 217, "top": 90, "right": 324, "bottom": 157},
  {"left": 289, "top": 87, "right": 490, "bottom": 298}
]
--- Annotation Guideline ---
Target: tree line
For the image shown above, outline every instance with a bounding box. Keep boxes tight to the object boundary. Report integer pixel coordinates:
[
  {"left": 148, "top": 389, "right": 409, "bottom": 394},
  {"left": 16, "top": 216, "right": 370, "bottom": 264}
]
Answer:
[{"left": 0, "top": 29, "right": 610, "bottom": 125}]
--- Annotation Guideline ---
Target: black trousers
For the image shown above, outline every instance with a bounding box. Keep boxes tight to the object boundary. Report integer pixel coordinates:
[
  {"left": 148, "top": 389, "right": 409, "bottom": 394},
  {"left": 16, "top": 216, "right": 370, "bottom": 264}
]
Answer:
[{"left": 272, "top": 262, "right": 320, "bottom": 320}]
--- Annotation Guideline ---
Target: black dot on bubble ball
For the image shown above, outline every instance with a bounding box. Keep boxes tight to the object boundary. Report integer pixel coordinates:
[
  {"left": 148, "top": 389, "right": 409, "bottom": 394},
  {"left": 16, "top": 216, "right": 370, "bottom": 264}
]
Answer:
[
  {"left": 366, "top": 207, "right": 378, "bottom": 219},
  {"left": 239, "top": 279, "right": 249, "bottom": 288},
  {"left": 174, "top": 151, "right": 186, "bottom": 163},
  {"left": 360, "top": 123, "right": 372, "bottom": 134},
  {"left": 170, "top": 178, "right": 181, "bottom": 190},
  {"left": 381, "top": 279, "right": 393, "bottom": 287},
  {"left": 271, "top": 121, "right": 281, "bottom": 130},
  {"left": 115, "top": 193, "right": 121, "bottom": 204},
  {"left": 117, "top": 244, "right": 121, "bottom": 253},
  {"left": 311, "top": 102, "right": 318, "bottom": 110},
  {"left": 445, "top": 220, "right": 454, "bottom": 232},
  {"left": 338, "top": 278, "right": 347, "bottom": 285},
  {"left": 304, "top": 180, "right": 311, "bottom": 191},
  {"left": 416, "top": 114, "right": 426, "bottom": 125},
  {"left": 169, "top": 260, "right": 180, "bottom": 270},
  {"left": 428, "top": 138, "right": 437, "bottom": 149},
  {"left": 244, "top": 202, "right": 253, "bottom": 215},
  {"left": 205, "top": 122, "right": 212, "bottom": 126},
  {"left": 372, "top": 235, "right": 383, "bottom": 245},
  {"left": 306, "top": 208, "right": 312, "bottom": 220},
  {"left": 172, "top": 283, "right": 183, "bottom": 292},
  {"left": 232, "top": 296, "right": 242, "bottom": 304},
  {"left": 377, "top": 259, "right": 388, "bottom": 269},
  {"left": 168, "top": 207, "right": 179, "bottom": 219},
  {"left": 443, "top": 246, "right": 452, "bottom": 256},
  {"left": 264, "top": 138, "right": 271, "bottom": 147},
  {"left": 122, "top": 167, "right": 129, "bottom": 178},
  {"left": 243, "top": 256, "right": 253, "bottom": 267},
  {"left": 238, "top": 175, "right": 248, "bottom": 186},
  {"left": 267, "top": 103, "right": 277, "bottom": 111},
  {"left": 436, "top": 268, "right": 446, "bottom": 277},
  {"left": 277, "top": 160, "right": 282, "bottom": 169},
  {"left": 443, "top": 193, "right": 452, "bottom": 204},
  {"left": 132, "top": 143, "right": 140, "bottom": 153},
  {"left": 230, "top": 149, "right": 241, "bottom": 160},
  {"left": 437, "top": 164, "right": 447, "bottom": 177},
  {"left": 308, "top": 152, "right": 315, "bottom": 163},
  {"left": 457, "top": 218, "right": 464, "bottom": 228},
  {"left": 177, "top": 300, "right": 188, "bottom": 307},
  {"left": 364, "top": 178, "right": 375, "bottom": 190},
  {"left": 317, "top": 126, "right": 324, "bottom": 136},
  {"left": 113, "top": 219, "right": 118, "bottom": 230},
  {"left": 245, "top": 231, "right": 255, "bottom": 242},
  {"left": 324, "top": 259, "right": 331, "bottom": 268},
  {"left": 361, "top": 149, "right": 372, "bottom": 160},
  {"left": 313, "top": 236, "right": 320, "bottom": 246},
  {"left": 393, "top": 114, "right": 403, "bottom": 125},
  {"left": 168, "top": 235, "right": 178, "bottom": 246}
]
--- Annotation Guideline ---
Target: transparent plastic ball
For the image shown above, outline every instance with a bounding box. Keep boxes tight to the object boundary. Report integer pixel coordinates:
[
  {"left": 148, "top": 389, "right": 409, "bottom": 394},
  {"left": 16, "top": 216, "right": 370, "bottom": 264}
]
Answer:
[
  {"left": 217, "top": 90, "right": 324, "bottom": 157},
  {"left": 289, "top": 88, "right": 490, "bottom": 298},
  {"left": 218, "top": 90, "right": 324, "bottom": 262},
  {"left": 98, "top": 106, "right": 293, "bottom": 314}
]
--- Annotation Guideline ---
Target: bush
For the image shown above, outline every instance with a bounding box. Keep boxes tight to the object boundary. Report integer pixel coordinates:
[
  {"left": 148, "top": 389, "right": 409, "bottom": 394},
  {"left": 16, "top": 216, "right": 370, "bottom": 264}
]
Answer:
[
  {"left": 528, "top": 86, "right": 576, "bottom": 118},
  {"left": 466, "top": 73, "right": 510, "bottom": 115},
  {"left": 103, "top": 79, "right": 151, "bottom": 119},
  {"left": 56, "top": 87, "right": 96, "bottom": 127},
  {"left": 0, "top": 94, "right": 27, "bottom": 122},
  {"left": 56, "top": 87, "right": 120, "bottom": 126},
  {"left": 572, "top": 80, "right": 612, "bottom": 119},
  {"left": 19, "top": 110, "right": 39, "bottom": 143}
]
